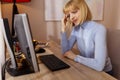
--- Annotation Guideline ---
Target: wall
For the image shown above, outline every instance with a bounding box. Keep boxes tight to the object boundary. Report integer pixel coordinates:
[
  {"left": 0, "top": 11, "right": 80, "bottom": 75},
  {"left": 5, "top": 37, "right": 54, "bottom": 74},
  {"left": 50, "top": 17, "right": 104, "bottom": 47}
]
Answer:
[
  {"left": 2, "top": 0, "right": 120, "bottom": 41},
  {"left": 1, "top": 0, "right": 47, "bottom": 41},
  {"left": 1, "top": 0, "right": 120, "bottom": 79},
  {"left": 100, "top": 0, "right": 120, "bottom": 30}
]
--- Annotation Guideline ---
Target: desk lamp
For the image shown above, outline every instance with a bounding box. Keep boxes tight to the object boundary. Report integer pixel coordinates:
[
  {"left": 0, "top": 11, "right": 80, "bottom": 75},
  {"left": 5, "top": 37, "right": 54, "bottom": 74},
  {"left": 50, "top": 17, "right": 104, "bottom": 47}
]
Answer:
[{"left": 2, "top": 0, "right": 31, "bottom": 36}]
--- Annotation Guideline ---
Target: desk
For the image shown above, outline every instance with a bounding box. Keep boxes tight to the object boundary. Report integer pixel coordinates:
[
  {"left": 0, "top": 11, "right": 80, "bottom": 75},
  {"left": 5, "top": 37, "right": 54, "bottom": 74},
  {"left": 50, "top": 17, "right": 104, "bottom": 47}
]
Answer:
[{"left": 6, "top": 41, "right": 117, "bottom": 80}]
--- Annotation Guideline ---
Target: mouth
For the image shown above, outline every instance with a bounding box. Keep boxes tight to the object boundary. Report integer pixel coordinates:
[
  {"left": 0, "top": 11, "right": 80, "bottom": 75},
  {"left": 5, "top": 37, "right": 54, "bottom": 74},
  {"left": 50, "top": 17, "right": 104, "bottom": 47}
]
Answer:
[
  {"left": 72, "top": 20, "right": 78, "bottom": 25},
  {"left": 72, "top": 19, "right": 77, "bottom": 23}
]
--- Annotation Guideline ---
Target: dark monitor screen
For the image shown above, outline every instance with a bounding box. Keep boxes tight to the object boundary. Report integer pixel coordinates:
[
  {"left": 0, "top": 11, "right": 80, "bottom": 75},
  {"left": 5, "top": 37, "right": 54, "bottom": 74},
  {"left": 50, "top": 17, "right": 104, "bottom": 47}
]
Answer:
[{"left": 1, "top": 18, "right": 17, "bottom": 69}]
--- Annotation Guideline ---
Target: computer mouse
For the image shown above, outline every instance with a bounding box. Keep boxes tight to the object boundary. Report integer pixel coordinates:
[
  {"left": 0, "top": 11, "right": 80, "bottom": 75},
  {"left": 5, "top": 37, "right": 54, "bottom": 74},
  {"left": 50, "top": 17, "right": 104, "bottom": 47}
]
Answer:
[{"left": 35, "top": 48, "right": 46, "bottom": 53}]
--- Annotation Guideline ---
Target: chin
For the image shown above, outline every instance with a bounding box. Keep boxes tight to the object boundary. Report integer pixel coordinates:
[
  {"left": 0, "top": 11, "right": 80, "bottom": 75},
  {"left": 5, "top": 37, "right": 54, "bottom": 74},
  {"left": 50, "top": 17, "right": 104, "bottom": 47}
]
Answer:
[
  {"left": 74, "top": 23, "right": 79, "bottom": 26},
  {"left": 73, "top": 21, "right": 79, "bottom": 26}
]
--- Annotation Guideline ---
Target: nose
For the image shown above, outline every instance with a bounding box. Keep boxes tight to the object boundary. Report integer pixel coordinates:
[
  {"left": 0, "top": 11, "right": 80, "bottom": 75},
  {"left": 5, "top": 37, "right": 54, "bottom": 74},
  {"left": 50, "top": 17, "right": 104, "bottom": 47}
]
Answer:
[{"left": 70, "top": 14, "right": 75, "bottom": 21}]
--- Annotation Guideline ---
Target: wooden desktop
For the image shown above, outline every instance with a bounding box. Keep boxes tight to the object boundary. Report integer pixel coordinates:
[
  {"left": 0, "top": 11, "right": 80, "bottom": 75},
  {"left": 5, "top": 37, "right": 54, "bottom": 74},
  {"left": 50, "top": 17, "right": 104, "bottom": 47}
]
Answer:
[{"left": 6, "top": 41, "right": 117, "bottom": 80}]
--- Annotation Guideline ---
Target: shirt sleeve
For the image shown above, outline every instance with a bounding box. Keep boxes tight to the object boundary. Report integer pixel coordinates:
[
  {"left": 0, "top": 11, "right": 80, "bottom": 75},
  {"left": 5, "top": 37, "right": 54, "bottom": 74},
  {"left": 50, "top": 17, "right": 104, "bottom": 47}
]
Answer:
[
  {"left": 61, "top": 31, "right": 76, "bottom": 54},
  {"left": 74, "top": 25, "right": 107, "bottom": 71}
]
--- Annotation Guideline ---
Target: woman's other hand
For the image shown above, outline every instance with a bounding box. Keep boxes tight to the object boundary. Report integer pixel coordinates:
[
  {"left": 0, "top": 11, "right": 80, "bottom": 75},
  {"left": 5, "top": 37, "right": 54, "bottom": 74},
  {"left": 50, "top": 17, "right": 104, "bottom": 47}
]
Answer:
[{"left": 64, "top": 50, "right": 77, "bottom": 60}]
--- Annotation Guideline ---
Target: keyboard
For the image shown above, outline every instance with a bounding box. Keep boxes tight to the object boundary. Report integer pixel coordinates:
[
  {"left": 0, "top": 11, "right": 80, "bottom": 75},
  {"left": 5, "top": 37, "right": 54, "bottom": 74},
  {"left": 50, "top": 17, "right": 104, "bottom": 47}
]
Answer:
[{"left": 39, "top": 54, "right": 70, "bottom": 71}]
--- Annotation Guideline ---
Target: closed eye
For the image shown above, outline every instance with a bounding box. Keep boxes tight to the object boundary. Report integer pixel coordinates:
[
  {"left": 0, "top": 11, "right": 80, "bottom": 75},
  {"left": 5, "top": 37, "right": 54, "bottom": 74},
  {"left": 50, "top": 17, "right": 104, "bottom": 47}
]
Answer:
[{"left": 71, "top": 10, "right": 78, "bottom": 14}]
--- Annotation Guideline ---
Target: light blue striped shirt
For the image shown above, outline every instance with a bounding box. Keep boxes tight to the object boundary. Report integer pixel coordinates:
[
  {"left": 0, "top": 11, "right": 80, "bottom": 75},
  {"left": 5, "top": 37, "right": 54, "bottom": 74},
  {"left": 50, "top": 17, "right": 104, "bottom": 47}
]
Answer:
[{"left": 61, "top": 21, "right": 112, "bottom": 72}]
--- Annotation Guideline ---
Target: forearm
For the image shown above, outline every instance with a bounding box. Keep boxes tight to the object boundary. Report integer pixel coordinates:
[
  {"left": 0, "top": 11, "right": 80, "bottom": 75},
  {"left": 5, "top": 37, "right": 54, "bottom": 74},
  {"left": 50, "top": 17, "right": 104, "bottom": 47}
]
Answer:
[
  {"left": 74, "top": 55, "right": 106, "bottom": 71},
  {"left": 61, "top": 32, "right": 76, "bottom": 54},
  {"left": 61, "top": 32, "right": 70, "bottom": 53}
]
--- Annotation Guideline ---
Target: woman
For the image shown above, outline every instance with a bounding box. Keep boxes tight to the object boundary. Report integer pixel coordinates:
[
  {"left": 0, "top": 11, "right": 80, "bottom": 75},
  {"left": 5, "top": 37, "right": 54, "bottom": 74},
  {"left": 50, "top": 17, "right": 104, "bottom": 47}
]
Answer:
[{"left": 61, "top": 0, "right": 112, "bottom": 74}]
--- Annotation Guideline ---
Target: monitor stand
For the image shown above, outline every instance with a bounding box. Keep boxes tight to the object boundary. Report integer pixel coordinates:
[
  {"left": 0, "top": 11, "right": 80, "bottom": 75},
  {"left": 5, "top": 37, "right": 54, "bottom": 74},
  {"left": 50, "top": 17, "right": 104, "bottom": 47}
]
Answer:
[{"left": 6, "top": 54, "right": 34, "bottom": 76}]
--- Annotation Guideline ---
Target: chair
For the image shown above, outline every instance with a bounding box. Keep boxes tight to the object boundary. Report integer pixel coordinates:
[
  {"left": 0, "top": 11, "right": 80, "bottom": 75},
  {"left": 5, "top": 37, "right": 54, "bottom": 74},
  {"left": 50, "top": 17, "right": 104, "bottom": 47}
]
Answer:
[{"left": 107, "top": 29, "right": 120, "bottom": 79}]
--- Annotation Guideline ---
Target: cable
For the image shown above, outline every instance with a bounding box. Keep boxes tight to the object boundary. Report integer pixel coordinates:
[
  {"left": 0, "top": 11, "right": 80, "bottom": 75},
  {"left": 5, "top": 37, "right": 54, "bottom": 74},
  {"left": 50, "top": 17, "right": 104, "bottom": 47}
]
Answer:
[
  {"left": 1, "top": 53, "right": 25, "bottom": 80},
  {"left": 2, "top": 58, "right": 11, "bottom": 80}
]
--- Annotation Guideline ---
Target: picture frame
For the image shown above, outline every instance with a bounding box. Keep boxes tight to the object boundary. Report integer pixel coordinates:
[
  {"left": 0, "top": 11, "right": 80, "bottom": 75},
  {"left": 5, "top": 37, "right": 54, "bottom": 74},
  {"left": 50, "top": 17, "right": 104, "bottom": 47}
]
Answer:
[{"left": 45, "top": 0, "right": 104, "bottom": 21}]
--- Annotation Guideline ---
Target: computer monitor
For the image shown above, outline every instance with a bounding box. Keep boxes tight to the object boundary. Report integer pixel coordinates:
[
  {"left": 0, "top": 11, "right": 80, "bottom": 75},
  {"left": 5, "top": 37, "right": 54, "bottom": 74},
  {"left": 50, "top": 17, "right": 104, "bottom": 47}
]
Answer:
[
  {"left": 1, "top": 13, "right": 39, "bottom": 76},
  {"left": 1, "top": 18, "right": 17, "bottom": 69},
  {"left": 14, "top": 13, "right": 39, "bottom": 73}
]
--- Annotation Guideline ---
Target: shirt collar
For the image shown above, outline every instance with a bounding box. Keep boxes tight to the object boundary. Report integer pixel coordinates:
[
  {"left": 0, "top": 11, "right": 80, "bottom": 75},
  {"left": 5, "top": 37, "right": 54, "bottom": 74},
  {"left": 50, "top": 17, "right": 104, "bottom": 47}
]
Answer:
[{"left": 74, "top": 21, "right": 89, "bottom": 30}]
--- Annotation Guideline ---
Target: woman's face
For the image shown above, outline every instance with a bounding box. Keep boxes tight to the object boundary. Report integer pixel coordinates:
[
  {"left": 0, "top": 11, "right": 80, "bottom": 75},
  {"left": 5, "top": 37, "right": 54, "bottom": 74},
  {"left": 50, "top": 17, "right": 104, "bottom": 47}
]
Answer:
[{"left": 67, "top": 9, "right": 81, "bottom": 26}]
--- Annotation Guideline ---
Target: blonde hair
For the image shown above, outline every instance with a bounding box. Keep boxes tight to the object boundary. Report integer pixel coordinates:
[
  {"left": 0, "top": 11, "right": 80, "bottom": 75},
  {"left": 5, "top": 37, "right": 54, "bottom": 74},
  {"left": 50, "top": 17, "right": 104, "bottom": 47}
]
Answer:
[{"left": 63, "top": 0, "right": 92, "bottom": 25}]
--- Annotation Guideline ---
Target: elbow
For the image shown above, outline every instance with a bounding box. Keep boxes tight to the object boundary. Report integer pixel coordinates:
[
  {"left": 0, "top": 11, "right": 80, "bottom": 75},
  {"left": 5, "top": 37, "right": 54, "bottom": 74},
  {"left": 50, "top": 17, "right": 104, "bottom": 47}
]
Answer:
[
  {"left": 94, "top": 63, "right": 105, "bottom": 71},
  {"left": 95, "top": 67, "right": 103, "bottom": 71}
]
